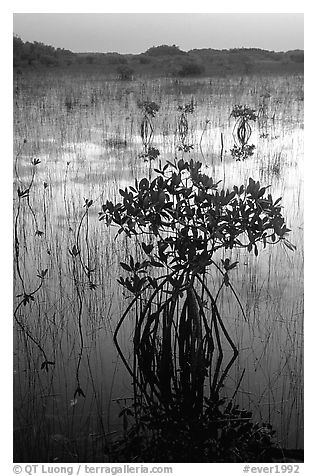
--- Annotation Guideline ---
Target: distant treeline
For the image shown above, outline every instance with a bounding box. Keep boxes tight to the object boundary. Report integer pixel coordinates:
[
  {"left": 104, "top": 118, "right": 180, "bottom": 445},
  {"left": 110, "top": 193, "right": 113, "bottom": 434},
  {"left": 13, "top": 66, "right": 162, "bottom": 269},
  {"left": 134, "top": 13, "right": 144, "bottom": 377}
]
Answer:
[{"left": 13, "top": 37, "right": 304, "bottom": 77}]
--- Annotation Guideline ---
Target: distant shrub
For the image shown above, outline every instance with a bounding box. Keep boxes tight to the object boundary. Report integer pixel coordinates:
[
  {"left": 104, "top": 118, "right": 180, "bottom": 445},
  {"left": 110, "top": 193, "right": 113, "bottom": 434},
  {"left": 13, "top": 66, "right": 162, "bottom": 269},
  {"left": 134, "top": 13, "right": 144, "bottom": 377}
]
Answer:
[
  {"left": 145, "top": 44, "right": 186, "bottom": 57},
  {"left": 86, "top": 55, "right": 95, "bottom": 64},
  {"left": 138, "top": 55, "right": 151, "bottom": 65},
  {"left": 177, "top": 60, "right": 205, "bottom": 77},
  {"left": 13, "top": 58, "right": 21, "bottom": 68},
  {"left": 290, "top": 51, "right": 304, "bottom": 63},
  {"left": 39, "top": 55, "right": 58, "bottom": 67},
  {"left": 13, "top": 35, "right": 73, "bottom": 69},
  {"left": 117, "top": 65, "right": 134, "bottom": 81},
  {"left": 106, "top": 53, "right": 128, "bottom": 65}
]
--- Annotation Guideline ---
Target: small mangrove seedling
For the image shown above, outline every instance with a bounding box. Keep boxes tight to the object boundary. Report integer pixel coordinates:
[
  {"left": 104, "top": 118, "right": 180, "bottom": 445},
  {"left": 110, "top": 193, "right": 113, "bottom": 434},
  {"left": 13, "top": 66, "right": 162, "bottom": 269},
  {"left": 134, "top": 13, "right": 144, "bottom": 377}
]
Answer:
[
  {"left": 14, "top": 144, "right": 53, "bottom": 370},
  {"left": 137, "top": 100, "right": 160, "bottom": 179},
  {"left": 230, "top": 105, "right": 257, "bottom": 160},
  {"left": 177, "top": 98, "right": 195, "bottom": 153},
  {"left": 99, "top": 157, "right": 294, "bottom": 461}
]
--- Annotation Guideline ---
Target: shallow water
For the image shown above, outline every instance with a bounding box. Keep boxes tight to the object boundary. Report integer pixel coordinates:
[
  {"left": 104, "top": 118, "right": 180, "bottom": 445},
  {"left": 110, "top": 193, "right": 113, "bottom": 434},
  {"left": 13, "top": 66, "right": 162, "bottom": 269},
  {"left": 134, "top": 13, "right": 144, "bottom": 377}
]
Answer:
[{"left": 13, "top": 73, "right": 304, "bottom": 460}]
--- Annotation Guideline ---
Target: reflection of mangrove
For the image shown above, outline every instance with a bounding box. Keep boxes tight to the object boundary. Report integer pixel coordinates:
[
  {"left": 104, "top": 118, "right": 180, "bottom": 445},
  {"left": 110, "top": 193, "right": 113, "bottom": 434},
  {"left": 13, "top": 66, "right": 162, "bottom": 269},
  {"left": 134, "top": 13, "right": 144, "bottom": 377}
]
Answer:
[
  {"left": 69, "top": 198, "right": 97, "bottom": 401},
  {"left": 14, "top": 141, "right": 54, "bottom": 371},
  {"left": 177, "top": 98, "right": 195, "bottom": 153},
  {"left": 230, "top": 105, "right": 257, "bottom": 161},
  {"left": 100, "top": 157, "right": 295, "bottom": 461},
  {"left": 138, "top": 101, "right": 160, "bottom": 180}
]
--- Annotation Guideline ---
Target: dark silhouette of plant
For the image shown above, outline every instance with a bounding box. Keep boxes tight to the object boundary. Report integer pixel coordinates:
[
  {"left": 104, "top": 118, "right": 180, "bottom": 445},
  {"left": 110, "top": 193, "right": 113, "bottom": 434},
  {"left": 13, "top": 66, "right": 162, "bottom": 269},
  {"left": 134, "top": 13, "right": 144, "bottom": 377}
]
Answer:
[
  {"left": 13, "top": 35, "right": 74, "bottom": 68},
  {"left": 231, "top": 143, "right": 256, "bottom": 161},
  {"left": 117, "top": 65, "right": 134, "bottom": 81},
  {"left": 101, "top": 159, "right": 292, "bottom": 395},
  {"left": 100, "top": 157, "right": 293, "bottom": 460},
  {"left": 13, "top": 36, "right": 303, "bottom": 75},
  {"left": 176, "top": 60, "right": 205, "bottom": 77},
  {"left": 230, "top": 105, "right": 257, "bottom": 160},
  {"left": 145, "top": 45, "right": 186, "bottom": 57},
  {"left": 112, "top": 397, "right": 277, "bottom": 462}
]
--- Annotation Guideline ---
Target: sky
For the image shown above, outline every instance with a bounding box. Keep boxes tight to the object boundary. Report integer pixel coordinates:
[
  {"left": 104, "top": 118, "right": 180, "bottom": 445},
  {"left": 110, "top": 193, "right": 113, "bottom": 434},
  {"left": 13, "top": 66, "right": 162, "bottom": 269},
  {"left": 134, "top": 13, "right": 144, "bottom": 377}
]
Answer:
[{"left": 13, "top": 13, "right": 304, "bottom": 54}]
